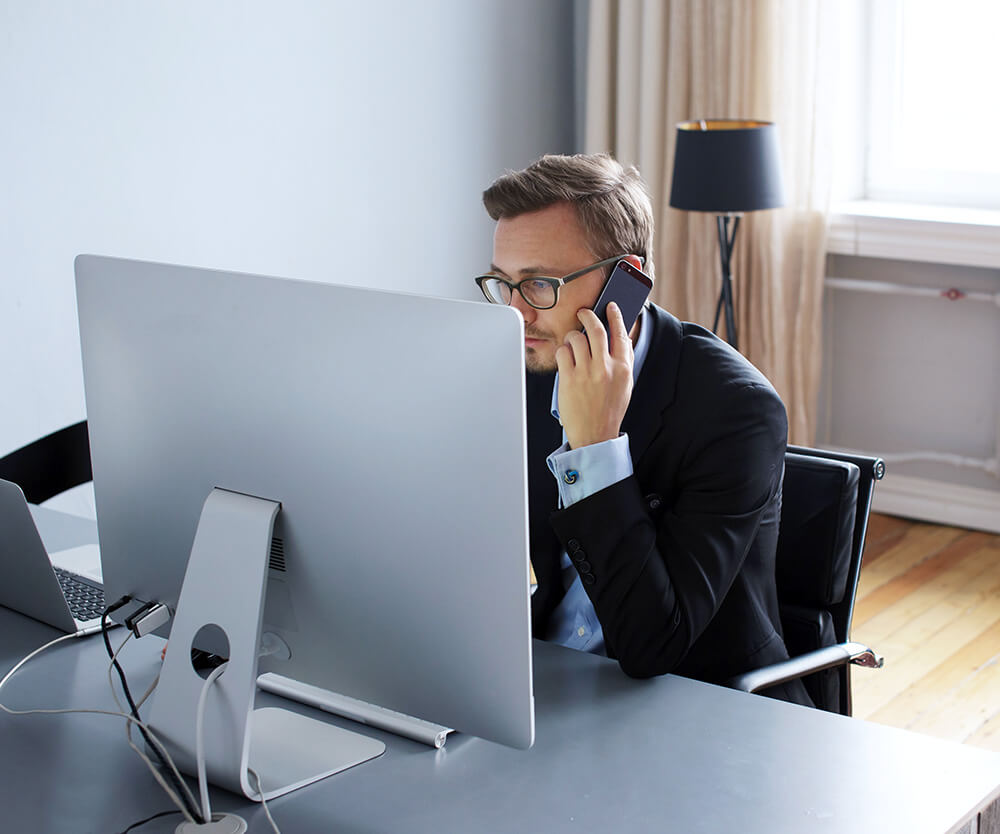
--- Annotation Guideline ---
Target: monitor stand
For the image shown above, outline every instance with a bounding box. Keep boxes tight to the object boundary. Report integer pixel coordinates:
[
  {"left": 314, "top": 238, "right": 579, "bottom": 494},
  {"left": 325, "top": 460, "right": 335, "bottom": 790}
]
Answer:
[{"left": 148, "top": 488, "right": 385, "bottom": 801}]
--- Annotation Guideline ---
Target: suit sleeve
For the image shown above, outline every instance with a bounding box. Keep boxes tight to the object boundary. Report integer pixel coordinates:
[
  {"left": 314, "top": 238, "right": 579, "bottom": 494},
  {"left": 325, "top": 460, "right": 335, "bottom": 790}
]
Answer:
[{"left": 547, "top": 380, "right": 787, "bottom": 678}]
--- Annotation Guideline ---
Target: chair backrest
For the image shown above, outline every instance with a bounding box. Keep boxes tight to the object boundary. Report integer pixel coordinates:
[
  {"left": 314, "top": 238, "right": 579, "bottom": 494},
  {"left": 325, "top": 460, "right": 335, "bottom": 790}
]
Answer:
[
  {"left": 0, "top": 421, "right": 92, "bottom": 504},
  {"left": 776, "top": 445, "right": 885, "bottom": 715}
]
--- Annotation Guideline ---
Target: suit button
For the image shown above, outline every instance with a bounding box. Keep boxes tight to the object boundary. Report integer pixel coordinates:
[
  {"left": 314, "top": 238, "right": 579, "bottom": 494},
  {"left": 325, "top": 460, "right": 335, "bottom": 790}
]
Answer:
[
  {"left": 572, "top": 549, "right": 586, "bottom": 563},
  {"left": 567, "top": 538, "right": 581, "bottom": 553},
  {"left": 646, "top": 493, "right": 662, "bottom": 511},
  {"left": 583, "top": 573, "right": 596, "bottom": 585},
  {"left": 577, "top": 561, "right": 592, "bottom": 574}
]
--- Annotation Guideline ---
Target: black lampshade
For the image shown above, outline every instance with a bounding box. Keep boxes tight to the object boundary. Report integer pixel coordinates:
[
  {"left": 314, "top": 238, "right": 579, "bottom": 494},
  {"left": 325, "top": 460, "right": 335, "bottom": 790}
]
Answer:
[{"left": 669, "top": 120, "right": 785, "bottom": 214}]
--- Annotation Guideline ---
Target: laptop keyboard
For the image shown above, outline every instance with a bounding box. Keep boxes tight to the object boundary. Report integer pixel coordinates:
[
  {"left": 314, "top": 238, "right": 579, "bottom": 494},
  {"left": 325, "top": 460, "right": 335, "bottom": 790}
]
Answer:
[{"left": 54, "top": 567, "right": 106, "bottom": 622}]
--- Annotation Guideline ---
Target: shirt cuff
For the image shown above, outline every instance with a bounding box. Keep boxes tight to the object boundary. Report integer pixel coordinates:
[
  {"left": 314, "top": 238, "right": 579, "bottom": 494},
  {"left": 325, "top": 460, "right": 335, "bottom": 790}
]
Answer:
[{"left": 546, "top": 434, "right": 633, "bottom": 507}]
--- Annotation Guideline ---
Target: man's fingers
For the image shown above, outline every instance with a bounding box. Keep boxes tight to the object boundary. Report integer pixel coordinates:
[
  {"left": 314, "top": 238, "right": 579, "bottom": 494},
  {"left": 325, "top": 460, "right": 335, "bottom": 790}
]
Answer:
[
  {"left": 604, "top": 302, "right": 631, "bottom": 358},
  {"left": 562, "top": 329, "right": 591, "bottom": 366},
  {"left": 554, "top": 341, "right": 575, "bottom": 374},
  {"left": 577, "top": 308, "right": 609, "bottom": 360}
]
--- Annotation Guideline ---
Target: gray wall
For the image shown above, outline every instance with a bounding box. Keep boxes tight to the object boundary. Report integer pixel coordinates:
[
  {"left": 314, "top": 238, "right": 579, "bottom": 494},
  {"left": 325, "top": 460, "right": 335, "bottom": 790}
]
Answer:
[
  {"left": 820, "top": 254, "right": 1000, "bottom": 489},
  {"left": 1, "top": 1, "right": 578, "bottom": 469},
  {"left": 819, "top": 252, "right": 1000, "bottom": 531}
]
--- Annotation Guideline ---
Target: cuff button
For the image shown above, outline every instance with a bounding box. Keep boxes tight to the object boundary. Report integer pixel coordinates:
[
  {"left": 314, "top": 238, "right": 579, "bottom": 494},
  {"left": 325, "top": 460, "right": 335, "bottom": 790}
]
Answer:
[{"left": 563, "top": 469, "right": 579, "bottom": 485}]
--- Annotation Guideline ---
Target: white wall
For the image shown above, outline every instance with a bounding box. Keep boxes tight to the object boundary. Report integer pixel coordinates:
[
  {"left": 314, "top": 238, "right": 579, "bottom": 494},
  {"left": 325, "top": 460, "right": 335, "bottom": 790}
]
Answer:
[
  {"left": 819, "top": 253, "right": 1000, "bottom": 532},
  {"left": 819, "top": 2, "right": 1000, "bottom": 531},
  {"left": 1, "top": 0, "right": 577, "bottom": 463}
]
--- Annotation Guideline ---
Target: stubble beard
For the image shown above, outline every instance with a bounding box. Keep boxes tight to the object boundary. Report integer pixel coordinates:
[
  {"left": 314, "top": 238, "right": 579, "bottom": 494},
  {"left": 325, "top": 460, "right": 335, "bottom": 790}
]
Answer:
[
  {"left": 524, "top": 327, "right": 557, "bottom": 375},
  {"left": 525, "top": 350, "right": 557, "bottom": 375},
  {"left": 524, "top": 342, "right": 558, "bottom": 375}
]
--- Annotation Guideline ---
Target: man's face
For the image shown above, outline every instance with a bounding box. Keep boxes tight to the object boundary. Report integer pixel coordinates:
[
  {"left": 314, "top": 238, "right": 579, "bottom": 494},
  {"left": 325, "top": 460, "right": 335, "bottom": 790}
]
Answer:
[{"left": 490, "top": 202, "right": 607, "bottom": 374}]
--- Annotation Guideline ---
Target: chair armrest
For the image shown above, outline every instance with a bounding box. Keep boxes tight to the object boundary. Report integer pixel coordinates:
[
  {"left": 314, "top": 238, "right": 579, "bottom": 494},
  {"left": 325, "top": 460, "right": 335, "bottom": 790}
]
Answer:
[{"left": 726, "top": 642, "right": 884, "bottom": 695}]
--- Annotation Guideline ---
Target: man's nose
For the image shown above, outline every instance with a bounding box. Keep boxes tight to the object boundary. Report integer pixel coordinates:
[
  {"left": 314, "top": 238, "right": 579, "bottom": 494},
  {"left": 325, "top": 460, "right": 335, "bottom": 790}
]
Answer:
[{"left": 509, "top": 291, "right": 537, "bottom": 324}]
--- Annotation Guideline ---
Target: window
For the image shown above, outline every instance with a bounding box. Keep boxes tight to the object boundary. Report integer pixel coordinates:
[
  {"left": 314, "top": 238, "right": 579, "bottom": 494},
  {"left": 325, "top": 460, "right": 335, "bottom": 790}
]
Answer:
[{"left": 864, "top": 0, "right": 1000, "bottom": 210}]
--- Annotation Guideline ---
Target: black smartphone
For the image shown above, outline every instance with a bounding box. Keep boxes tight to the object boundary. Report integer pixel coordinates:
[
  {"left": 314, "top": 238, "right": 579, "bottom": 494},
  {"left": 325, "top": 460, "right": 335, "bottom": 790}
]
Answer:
[{"left": 592, "top": 260, "right": 653, "bottom": 333}]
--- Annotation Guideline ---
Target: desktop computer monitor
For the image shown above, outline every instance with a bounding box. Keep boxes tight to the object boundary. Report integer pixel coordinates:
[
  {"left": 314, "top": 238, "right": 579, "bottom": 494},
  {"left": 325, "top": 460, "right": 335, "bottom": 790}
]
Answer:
[{"left": 74, "top": 255, "right": 534, "bottom": 796}]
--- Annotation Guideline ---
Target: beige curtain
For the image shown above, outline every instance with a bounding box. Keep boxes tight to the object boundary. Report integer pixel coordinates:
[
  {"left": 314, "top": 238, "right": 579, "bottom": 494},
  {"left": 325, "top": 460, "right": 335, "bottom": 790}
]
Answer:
[{"left": 585, "top": 0, "right": 839, "bottom": 444}]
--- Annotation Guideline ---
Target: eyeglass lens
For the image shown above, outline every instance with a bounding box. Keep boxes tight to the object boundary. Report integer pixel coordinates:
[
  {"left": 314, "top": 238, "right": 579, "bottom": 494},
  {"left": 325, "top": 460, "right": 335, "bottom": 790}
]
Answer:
[{"left": 481, "top": 277, "right": 556, "bottom": 309}]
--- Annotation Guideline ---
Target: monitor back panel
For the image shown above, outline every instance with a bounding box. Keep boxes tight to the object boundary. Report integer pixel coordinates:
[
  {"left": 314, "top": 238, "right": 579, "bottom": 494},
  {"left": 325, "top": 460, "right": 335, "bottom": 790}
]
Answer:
[{"left": 75, "top": 254, "right": 534, "bottom": 749}]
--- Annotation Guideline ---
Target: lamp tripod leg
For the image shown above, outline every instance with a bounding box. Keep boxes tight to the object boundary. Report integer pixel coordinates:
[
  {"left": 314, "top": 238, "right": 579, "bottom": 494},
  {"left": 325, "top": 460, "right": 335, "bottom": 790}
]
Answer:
[
  {"left": 715, "top": 215, "right": 740, "bottom": 351},
  {"left": 721, "top": 272, "right": 737, "bottom": 350},
  {"left": 713, "top": 290, "right": 725, "bottom": 333}
]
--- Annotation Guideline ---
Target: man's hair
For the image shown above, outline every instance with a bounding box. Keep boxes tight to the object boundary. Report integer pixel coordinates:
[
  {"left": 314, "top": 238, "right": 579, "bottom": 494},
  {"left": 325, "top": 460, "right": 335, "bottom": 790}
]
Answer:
[{"left": 482, "top": 153, "right": 655, "bottom": 278}]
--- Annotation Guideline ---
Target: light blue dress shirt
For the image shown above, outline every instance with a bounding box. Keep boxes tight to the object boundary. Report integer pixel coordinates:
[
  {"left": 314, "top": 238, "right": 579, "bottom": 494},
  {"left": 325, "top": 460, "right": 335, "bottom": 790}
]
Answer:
[{"left": 541, "top": 307, "right": 652, "bottom": 655}]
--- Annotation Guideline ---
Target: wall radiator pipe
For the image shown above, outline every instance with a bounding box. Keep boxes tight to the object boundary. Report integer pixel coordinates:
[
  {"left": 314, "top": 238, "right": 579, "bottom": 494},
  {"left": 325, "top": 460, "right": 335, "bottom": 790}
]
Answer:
[
  {"left": 824, "top": 276, "right": 1000, "bottom": 307},
  {"left": 824, "top": 275, "right": 1000, "bottom": 479}
]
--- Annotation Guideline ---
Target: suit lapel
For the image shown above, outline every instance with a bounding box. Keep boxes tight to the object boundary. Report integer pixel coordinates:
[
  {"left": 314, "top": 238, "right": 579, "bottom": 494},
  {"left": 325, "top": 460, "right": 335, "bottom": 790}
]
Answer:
[
  {"left": 621, "top": 305, "right": 682, "bottom": 466},
  {"left": 523, "top": 306, "right": 683, "bottom": 632}
]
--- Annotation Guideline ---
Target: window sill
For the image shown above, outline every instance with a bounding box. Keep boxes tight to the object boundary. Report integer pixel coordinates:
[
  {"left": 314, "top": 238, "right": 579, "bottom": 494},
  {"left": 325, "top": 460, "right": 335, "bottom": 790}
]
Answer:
[{"left": 827, "top": 200, "right": 1000, "bottom": 269}]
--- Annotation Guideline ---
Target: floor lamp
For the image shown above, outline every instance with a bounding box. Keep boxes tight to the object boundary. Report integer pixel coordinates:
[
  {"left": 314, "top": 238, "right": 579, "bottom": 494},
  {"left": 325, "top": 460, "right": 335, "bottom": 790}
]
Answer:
[{"left": 668, "top": 120, "right": 785, "bottom": 351}]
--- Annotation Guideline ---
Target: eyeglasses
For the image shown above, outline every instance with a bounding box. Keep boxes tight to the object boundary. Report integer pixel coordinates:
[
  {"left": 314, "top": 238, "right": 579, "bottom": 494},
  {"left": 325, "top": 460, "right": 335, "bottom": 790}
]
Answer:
[{"left": 474, "top": 254, "right": 638, "bottom": 311}]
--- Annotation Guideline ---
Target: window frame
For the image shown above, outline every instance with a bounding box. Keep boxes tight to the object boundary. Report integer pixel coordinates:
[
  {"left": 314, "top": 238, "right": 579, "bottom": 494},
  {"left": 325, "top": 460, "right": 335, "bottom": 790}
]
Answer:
[{"left": 863, "top": 0, "right": 1000, "bottom": 211}]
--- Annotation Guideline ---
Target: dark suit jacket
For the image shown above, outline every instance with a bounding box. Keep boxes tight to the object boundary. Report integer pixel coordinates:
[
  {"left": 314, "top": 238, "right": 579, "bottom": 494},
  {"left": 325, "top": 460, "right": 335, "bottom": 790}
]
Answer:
[{"left": 527, "top": 304, "right": 807, "bottom": 702}]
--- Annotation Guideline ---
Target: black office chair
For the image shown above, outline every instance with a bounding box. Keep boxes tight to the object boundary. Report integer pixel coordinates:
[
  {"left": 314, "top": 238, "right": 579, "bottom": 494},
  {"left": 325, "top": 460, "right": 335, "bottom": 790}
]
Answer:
[
  {"left": 728, "top": 445, "right": 886, "bottom": 715},
  {"left": 0, "top": 420, "right": 92, "bottom": 504}
]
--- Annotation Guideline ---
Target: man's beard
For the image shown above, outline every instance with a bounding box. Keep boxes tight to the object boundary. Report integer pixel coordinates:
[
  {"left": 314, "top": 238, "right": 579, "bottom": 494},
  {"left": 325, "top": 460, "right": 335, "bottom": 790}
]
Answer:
[
  {"left": 524, "top": 328, "right": 557, "bottom": 375},
  {"left": 525, "top": 351, "right": 557, "bottom": 375},
  {"left": 524, "top": 331, "right": 557, "bottom": 376}
]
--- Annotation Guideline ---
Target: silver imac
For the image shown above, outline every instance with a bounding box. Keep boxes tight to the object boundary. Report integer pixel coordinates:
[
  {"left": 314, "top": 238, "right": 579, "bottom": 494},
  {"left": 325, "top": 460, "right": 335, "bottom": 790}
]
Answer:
[{"left": 74, "top": 255, "right": 534, "bottom": 799}]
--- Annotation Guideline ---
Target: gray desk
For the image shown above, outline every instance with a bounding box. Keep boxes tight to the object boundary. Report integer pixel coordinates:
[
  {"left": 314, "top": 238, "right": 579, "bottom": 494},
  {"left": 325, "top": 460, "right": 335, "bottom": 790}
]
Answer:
[{"left": 3, "top": 512, "right": 1000, "bottom": 834}]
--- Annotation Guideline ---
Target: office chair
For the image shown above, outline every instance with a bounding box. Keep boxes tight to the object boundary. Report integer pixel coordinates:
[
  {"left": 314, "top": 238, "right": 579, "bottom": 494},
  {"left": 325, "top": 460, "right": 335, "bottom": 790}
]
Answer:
[
  {"left": 728, "top": 445, "right": 886, "bottom": 715},
  {"left": 0, "top": 420, "right": 92, "bottom": 504}
]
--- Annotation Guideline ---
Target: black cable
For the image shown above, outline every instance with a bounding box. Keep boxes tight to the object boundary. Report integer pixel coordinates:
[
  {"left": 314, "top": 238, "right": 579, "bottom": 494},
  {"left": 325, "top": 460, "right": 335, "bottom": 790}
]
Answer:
[
  {"left": 102, "top": 597, "right": 205, "bottom": 824},
  {"left": 118, "top": 809, "right": 182, "bottom": 833}
]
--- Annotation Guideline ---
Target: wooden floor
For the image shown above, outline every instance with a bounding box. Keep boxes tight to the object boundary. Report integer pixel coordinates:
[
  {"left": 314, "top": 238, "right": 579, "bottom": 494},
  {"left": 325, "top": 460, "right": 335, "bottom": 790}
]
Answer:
[{"left": 851, "top": 513, "right": 1000, "bottom": 752}]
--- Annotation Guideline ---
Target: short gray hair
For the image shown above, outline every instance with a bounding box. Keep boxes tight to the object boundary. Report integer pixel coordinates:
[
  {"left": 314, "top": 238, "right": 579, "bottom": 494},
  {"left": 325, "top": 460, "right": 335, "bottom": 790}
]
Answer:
[{"left": 483, "top": 153, "right": 655, "bottom": 279}]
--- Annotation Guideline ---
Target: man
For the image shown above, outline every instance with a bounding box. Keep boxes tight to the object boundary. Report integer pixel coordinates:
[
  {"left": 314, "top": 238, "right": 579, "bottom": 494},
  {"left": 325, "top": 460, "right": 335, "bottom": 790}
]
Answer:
[{"left": 476, "top": 153, "right": 810, "bottom": 705}]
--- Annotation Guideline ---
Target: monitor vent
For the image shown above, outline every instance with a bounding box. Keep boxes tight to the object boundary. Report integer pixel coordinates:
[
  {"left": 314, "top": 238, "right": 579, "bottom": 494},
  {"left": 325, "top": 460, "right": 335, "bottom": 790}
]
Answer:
[{"left": 269, "top": 537, "right": 286, "bottom": 572}]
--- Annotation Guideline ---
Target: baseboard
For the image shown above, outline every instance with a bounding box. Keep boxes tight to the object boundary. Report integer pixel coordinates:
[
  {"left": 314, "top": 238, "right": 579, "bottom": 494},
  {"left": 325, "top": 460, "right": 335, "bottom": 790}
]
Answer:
[{"left": 872, "top": 472, "right": 1000, "bottom": 534}]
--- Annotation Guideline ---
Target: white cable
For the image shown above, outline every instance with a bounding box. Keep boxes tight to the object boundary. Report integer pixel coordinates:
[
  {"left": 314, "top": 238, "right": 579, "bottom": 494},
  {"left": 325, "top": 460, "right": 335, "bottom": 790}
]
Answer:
[
  {"left": 102, "top": 632, "right": 197, "bottom": 822},
  {"left": 247, "top": 768, "right": 282, "bottom": 834},
  {"left": 4, "top": 633, "right": 277, "bottom": 831},
  {"left": 107, "top": 633, "right": 161, "bottom": 741},
  {"left": 195, "top": 662, "right": 228, "bottom": 823},
  {"left": 1, "top": 631, "right": 198, "bottom": 824},
  {"left": 1, "top": 688, "right": 197, "bottom": 824},
  {"left": 123, "top": 726, "right": 196, "bottom": 825},
  {"left": 108, "top": 630, "right": 134, "bottom": 715},
  {"left": 134, "top": 671, "right": 160, "bottom": 713},
  {"left": 2, "top": 686, "right": 196, "bottom": 823},
  {"left": 104, "top": 637, "right": 200, "bottom": 823},
  {"left": 0, "top": 632, "right": 76, "bottom": 692}
]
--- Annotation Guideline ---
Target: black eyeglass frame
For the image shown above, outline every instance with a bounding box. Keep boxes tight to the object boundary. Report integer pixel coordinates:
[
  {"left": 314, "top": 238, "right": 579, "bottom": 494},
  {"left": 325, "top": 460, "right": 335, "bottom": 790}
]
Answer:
[{"left": 474, "top": 254, "right": 643, "bottom": 311}]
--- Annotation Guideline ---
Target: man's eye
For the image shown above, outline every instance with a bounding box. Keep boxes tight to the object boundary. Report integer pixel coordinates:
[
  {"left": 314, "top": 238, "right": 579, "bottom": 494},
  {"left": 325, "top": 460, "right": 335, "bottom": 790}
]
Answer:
[{"left": 526, "top": 280, "right": 550, "bottom": 291}]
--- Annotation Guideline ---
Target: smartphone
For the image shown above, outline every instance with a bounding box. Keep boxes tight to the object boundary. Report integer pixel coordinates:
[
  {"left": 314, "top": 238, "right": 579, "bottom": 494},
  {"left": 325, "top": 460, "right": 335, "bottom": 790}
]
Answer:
[{"left": 592, "top": 260, "right": 653, "bottom": 333}]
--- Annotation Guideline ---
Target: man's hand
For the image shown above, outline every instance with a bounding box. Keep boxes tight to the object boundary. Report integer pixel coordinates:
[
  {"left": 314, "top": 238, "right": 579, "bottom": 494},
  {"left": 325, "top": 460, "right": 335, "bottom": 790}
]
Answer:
[{"left": 555, "top": 302, "right": 634, "bottom": 450}]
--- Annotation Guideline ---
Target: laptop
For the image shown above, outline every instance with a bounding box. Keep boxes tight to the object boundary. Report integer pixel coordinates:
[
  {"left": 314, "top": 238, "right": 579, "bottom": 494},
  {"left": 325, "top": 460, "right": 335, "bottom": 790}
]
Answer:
[{"left": 0, "top": 478, "right": 106, "bottom": 636}]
